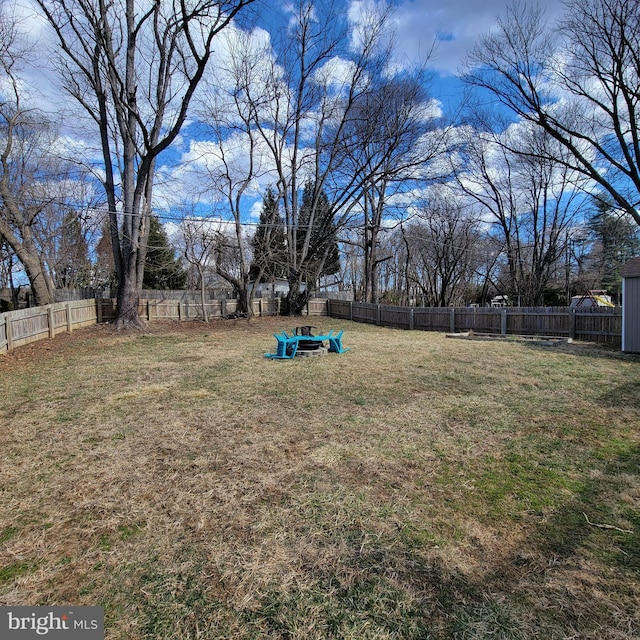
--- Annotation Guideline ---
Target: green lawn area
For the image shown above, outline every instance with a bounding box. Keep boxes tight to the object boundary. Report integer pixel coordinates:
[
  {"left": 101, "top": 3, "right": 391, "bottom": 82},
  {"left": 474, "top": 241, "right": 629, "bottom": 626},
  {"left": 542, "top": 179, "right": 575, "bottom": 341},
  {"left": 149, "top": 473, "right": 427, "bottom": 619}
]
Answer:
[{"left": 1, "top": 317, "right": 639, "bottom": 639}]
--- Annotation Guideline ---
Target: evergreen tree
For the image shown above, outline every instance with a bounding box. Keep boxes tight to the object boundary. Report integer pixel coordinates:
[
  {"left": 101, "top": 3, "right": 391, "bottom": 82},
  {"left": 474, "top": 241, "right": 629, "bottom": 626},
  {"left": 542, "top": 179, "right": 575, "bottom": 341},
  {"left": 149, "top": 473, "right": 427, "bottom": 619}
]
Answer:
[
  {"left": 298, "top": 182, "right": 340, "bottom": 287},
  {"left": 143, "top": 215, "right": 187, "bottom": 290},
  {"left": 54, "top": 211, "right": 92, "bottom": 288},
  {"left": 94, "top": 218, "right": 118, "bottom": 289},
  {"left": 249, "top": 188, "right": 287, "bottom": 281}
]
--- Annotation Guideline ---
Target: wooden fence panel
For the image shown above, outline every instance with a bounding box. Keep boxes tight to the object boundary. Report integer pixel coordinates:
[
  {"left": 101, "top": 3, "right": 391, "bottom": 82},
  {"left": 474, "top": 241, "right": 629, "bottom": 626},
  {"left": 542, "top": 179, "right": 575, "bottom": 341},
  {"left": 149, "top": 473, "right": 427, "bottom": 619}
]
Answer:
[
  {"left": 507, "top": 308, "right": 569, "bottom": 337},
  {"left": 351, "top": 302, "right": 379, "bottom": 325},
  {"left": 0, "top": 315, "right": 7, "bottom": 354},
  {"left": 71, "top": 300, "right": 98, "bottom": 328},
  {"left": 306, "top": 299, "right": 329, "bottom": 316},
  {"left": 327, "top": 301, "right": 622, "bottom": 347},
  {"left": 207, "top": 300, "right": 224, "bottom": 318},
  {"left": 0, "top": 300, "right": 99, "bottom": 352},
  {"left": 53, "top": 307, "right": 68, "bottom": 334},
  {"left": 452, "top": 308, "right": 499, "bottom": 333},
  {"left": 327, "top": 299, "right": 352, "bottom": 320},
  {"left": 8, "top": 307, "right": 50, "bottom": 345},
  {"left": 575, "top": 309, "right": 622, "bottom": 344},
  {"left": 148, "top": 300, "right": 179, "bottom": 320},
  {"left": 255, "top": 298, "right": 281, "bottom": 316},
  {"left": 380, "top": 305, "right": 411, "bottom": 329},
  {"left": 412, "top": 308, "right": 450, "bottom": 332},
  {"left": 470, "top": 308, "right": 503, "bottom": 333}
]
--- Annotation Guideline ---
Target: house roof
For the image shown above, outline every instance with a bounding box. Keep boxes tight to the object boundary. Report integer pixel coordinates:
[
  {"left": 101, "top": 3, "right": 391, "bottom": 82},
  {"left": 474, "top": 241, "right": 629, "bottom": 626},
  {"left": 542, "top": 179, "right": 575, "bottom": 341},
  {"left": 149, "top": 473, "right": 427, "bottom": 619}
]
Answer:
[{"left": 621, "top": 257, "right": 640, "bottom": 278}]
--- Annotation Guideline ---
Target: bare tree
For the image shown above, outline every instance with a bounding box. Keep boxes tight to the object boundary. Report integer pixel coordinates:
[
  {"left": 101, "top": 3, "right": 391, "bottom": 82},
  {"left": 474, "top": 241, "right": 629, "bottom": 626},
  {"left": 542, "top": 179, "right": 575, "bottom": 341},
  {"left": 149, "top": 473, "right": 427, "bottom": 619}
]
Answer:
[
  {"left": 465, "top": 0, "right": 640, "bottom": 227},
  {"left": 340, "top": 74, "right": 445, "bottom": 303},
  {"left": 0, "top": 5, "right": 55, "bottom": 305},
  {"left": 194, "top": 28, "right": 271, "bottom": 316},
  {"left": 403, "top": 191, "right": 483, "bottom": 307},
  {"left": 36, "top": 0, "right": 255, "bottom": 328},
  {"left": 244, "top": 0, "right": 411, "bottom": 314},
  {"left": 181, "top": 218, "right": 218, "bottom": 322},
  {"left": 0, "top": 110, "right": 56, "bottom": 304},
  {"left": 454, "top": 124, "right": 587, "bottom": 305}
]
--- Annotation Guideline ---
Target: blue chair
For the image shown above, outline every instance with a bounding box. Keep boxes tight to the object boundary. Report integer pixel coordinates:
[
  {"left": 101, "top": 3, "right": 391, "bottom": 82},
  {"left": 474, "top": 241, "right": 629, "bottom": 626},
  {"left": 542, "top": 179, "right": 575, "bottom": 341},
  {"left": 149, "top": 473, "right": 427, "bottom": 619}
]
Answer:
[
  {"left": 327, "top": 329, "right": 350, "bottom": 354},
  {"left": 264, "top": 331, "right": 299, "bottom": 359}
]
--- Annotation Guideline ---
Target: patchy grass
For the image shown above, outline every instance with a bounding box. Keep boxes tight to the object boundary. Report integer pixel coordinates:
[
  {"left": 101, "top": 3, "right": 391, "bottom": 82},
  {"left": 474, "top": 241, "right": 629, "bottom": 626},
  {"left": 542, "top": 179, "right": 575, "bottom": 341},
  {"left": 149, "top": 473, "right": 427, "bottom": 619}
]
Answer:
[{"left": 1, "top": 317, "right": 639, "bottom": 639}]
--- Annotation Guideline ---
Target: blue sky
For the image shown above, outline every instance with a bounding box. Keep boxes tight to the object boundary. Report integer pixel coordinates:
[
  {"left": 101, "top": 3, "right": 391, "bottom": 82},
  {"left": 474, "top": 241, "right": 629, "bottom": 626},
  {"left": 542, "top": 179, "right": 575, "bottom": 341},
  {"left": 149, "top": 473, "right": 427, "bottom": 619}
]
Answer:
[
  {"left": 153, "top": 0, "right": 567, "bottom": 222},
  {"left": 17, "top": 0, "right": 568, "bottom": 228}
]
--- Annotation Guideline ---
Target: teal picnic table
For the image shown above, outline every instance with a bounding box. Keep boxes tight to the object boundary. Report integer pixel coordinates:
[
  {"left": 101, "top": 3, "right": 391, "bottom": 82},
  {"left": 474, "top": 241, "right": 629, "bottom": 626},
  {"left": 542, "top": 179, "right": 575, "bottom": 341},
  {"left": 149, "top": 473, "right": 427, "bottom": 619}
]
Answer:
[{"left": 264, "top": 326, "right": 350, "bottom": 359}]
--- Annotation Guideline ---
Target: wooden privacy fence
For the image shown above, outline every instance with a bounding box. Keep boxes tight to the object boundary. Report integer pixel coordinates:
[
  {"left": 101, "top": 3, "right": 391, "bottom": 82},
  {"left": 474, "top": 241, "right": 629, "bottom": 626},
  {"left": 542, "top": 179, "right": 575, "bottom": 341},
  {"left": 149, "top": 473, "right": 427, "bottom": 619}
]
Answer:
[
  {"left": 327, "top": 300, "right": 623, "bottom": 346},
  {"left": 0, "top": 299, "right": 97, "bottom": 354},
  {"left": 0, "top": 297, "right": 624, "bottom": 356},
  {"left": 0, "top": 297, "right": 329, "bottom": 355},
  {"left": 96, "top": 297, "right": 328, "bottom": 322}
]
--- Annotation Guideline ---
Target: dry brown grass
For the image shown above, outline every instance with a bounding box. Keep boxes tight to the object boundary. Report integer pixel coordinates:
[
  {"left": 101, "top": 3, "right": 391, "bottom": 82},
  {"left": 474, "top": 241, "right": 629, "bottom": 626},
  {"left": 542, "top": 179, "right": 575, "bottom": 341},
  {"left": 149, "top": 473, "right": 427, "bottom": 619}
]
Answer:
[{"left": 1, "top": 317, "right": 639, "bottom": 639}]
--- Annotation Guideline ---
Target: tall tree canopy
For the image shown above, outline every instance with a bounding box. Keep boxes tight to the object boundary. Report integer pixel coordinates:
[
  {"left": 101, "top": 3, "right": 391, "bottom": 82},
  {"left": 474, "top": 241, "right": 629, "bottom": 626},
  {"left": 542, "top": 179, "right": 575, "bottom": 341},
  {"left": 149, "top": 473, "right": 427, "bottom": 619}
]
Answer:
[
  {"left": 297, "top": 182, "right": 340, "bottom": 290},
  {"left": 36, "top": 0, "right": 255, "bottom": 327},
  {"left": 465, "top": 0, "right": 640, "bottom": 227}
]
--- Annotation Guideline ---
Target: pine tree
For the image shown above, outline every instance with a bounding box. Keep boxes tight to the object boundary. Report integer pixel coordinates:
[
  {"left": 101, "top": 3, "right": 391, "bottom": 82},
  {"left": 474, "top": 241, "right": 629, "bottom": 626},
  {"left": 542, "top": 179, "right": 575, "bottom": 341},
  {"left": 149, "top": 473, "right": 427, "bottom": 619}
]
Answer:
[
  {"left": 298, "top": 182, "right": 340, "bottom": 287},
  {"left": 54, "top": 211, "right": 92, "bottom": 288},
  {"left": 249, "top": 188, "right": 287, "bottom": 282},
  {"left": 143, "top": 215, "right": 187, "bottom": 290}
]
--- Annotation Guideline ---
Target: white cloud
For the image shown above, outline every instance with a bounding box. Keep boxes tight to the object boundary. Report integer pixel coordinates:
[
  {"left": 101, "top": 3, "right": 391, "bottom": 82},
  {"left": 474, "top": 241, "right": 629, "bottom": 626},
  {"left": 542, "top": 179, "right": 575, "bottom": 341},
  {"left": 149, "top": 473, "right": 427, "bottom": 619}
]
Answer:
[{"left": 348, "top": 0, "right": 565, "bottom": 75}]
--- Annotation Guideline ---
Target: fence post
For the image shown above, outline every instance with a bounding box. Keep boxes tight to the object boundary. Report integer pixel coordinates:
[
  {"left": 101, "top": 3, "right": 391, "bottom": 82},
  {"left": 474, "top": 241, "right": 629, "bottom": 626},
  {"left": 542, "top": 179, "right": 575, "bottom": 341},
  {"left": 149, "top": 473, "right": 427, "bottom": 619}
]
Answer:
[
  {"left": 5, "top": 315, "right": 13, "bottom": 351},
  {"left": 48, "top": 306, "right": 55, "bottom": 338},
  {"left": 450, "top": 308, "right": 455, "bottom": 333},
  {"left": 409, "top": 307, "right": 414, "bottom": 331},
  {"left": 349, "top": 301, "right": 353, "bottom": 322},
  {"left": 569, "top": 307, "right": 576, "bottom": 340},
  {"left": 501, "top": 309, "right": 507, "bottom": 336},
  {"left": 97, "top": 299, "right": 103, "bottom": 324},
  {"left": 377, "top": 304, "right": 381, "bottom": 326},
  {"left": 66, "top": 302, "right": 73, "bottom": 333}
]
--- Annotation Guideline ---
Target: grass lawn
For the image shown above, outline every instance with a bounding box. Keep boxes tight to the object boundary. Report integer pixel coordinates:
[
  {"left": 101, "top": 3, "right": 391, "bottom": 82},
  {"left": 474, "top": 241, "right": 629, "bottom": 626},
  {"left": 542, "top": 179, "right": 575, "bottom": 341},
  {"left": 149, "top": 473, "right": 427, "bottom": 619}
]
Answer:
[{"left": 1, "top": 317, "right": 639, "bottom": 639}]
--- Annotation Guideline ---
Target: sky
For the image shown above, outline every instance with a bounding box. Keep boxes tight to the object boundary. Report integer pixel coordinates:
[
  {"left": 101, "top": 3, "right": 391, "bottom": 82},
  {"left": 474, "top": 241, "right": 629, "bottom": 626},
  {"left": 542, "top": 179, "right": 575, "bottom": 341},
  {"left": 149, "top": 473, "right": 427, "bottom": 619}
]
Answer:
[
  {"left": 388, "top": 0, "right": 563, "bottom": 75},
  {"left": 12, "top": 0, "right": 569, "bottom": 228}
]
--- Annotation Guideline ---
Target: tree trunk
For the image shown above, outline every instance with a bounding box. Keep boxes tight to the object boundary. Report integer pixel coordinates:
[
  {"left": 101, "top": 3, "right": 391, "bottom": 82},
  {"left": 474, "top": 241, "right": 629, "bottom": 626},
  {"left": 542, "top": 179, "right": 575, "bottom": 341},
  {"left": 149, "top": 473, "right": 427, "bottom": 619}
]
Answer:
[
  {"left": 284, "top": 277, "right": 310, "bottom": 316},
  {"left": 237, "top": 287, "right": 251, "bottom": 317},
  {"left": 115, "top": 252, "right": 145, "bottom": 330},
  {"left": 19, "top": 249, "right": 54, "bottom": 307},
  {"left": 199, "top": 265, "right": 209, "bottom": 323},
  {"left": 1, "top": 225, "right": 54, "bottom": 306}
]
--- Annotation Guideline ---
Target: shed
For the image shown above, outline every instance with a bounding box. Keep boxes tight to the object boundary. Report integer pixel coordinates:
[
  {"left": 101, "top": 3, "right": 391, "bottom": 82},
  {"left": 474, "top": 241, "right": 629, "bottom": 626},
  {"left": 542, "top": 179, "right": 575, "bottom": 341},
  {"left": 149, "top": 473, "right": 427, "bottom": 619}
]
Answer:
[{"left": 622, "top": 257, "right": 640, "bottom": 353}]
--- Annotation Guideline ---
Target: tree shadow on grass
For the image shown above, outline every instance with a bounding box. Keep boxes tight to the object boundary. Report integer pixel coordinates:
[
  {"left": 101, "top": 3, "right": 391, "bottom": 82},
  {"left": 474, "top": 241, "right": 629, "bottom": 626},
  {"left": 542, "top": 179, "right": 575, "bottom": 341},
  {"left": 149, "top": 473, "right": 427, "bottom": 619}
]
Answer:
[{"left": 599, "top": 381, "right": 640, "bottom": 410}]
